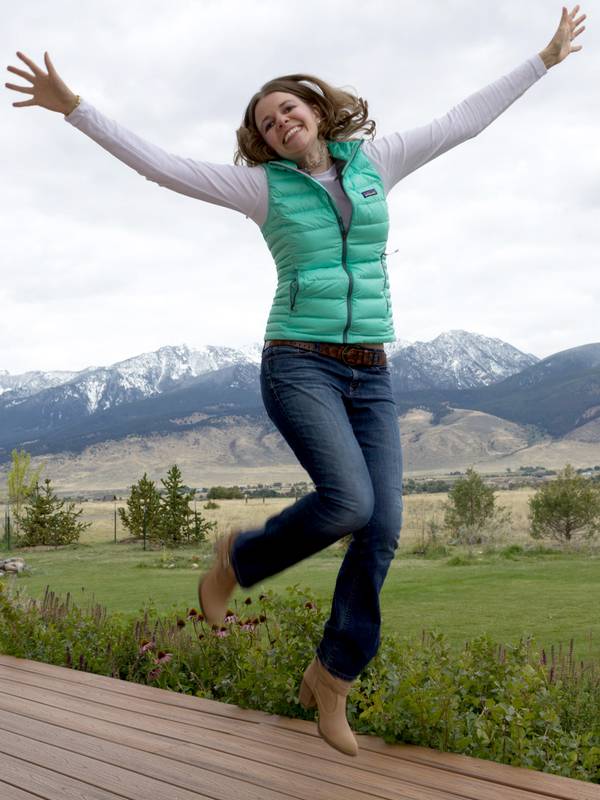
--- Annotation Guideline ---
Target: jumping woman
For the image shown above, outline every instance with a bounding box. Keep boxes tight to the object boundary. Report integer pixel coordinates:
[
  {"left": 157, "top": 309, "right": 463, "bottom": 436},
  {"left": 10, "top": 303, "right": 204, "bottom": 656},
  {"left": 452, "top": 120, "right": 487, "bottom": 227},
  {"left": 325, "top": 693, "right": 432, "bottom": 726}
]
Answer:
[{"left": 6, "top": 5, "right": 585, "bottom": 756}]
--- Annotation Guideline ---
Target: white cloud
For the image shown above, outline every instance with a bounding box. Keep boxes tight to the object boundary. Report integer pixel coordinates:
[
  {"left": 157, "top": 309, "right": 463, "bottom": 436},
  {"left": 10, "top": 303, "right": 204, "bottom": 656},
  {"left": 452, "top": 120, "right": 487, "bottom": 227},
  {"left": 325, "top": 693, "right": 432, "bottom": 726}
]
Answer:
[{"left": 1, "top": 0, "right": 597, "bottom": 373}]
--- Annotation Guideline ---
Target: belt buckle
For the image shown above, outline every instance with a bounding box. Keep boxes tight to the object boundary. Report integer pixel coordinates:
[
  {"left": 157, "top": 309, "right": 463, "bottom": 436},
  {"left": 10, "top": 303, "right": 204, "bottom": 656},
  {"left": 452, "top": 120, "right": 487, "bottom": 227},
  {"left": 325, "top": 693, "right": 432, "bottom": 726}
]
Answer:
[{"left": 341, "top": 345, "right": 360, "bottom": 366}]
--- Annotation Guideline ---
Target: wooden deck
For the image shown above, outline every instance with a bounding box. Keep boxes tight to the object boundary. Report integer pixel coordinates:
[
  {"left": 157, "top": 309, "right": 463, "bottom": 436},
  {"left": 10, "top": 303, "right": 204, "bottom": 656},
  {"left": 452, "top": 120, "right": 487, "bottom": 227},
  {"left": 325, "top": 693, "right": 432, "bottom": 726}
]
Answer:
[{"left": 0, "top": 654, "right": 597, "bottom": 800}]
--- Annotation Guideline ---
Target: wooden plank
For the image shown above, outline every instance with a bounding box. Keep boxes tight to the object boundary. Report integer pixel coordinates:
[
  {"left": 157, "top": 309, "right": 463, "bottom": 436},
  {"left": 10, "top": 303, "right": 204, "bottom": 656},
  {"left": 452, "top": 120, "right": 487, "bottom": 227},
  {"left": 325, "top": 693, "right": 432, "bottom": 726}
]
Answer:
[
  {"left": 0, "top": 708, "right": 397, "bottom": 800},
  {"left": 0, "top": 727, "right": 252, "bottom": 800},
  {"left": 0, "top": 782, "right": 50, "bottom": 800},
  {"left": 0, "top": 667, "right": 541, "bottom": 800},
  {"left": 0, "top": 750, "right": 128, "bottom": 800},
  {"left": 0, "top": 694, "right": 488, "bottom": 800},
  {"left": 1, "top": 656, "right": 598, "bottom": 799},
  {"left": 0, "top": 667, "right": 332, "bottom": 760},
  {"left": 359, "top": 739, "right": 600, "bottom": 800},
  {"left": 0, "top": 676, "right": 590, "bottom": 800},
  {"left": 0, "top": 653, "right": 274, "bottom": 723}
]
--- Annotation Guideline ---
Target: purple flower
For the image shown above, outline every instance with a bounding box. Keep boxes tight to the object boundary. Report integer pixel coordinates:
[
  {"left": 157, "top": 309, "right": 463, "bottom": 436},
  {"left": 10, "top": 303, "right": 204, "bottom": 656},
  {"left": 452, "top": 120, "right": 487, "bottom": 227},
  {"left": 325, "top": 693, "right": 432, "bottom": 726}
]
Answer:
[
  {"left": 224, "top": 612, "right": 237, "bottom": 624},
  {"left": 155, "top": 651, "right": 173, "bottom": 665},
  {"left": 147, "top": 667, "right": 162, "bottom": 681},
  {"left": 241, "top": 621, "right": 256, "bottom": 632},
  {"left": 215, "top": 627, "right": 229, "bottom": 638},
  {"left": 139, "top": 639, "right": 155, "bottom": 655}
]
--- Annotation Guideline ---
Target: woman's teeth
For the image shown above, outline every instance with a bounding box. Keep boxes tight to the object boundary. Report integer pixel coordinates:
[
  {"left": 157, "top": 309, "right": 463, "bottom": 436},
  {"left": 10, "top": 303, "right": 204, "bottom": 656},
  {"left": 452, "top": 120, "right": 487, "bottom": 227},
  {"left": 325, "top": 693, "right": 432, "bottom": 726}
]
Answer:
[{"left": 283, "top": 125, "right": 302, "bottom": 144}]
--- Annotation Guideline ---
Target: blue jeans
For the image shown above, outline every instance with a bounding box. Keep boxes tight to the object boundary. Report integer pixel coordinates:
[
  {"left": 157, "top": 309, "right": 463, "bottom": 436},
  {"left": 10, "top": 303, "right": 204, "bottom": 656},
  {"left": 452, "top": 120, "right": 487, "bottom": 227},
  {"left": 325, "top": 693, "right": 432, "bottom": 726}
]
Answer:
[{"left": 229, "top": 344, "right": 403, "bottom": 680}]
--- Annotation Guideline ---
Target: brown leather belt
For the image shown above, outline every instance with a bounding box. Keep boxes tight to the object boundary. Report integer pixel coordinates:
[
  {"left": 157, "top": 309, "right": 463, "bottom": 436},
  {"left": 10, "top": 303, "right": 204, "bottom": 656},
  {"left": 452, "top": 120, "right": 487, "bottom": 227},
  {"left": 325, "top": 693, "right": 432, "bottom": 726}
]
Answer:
[{"left": 263, "top": 339, "right": 387, "bottom": 367}]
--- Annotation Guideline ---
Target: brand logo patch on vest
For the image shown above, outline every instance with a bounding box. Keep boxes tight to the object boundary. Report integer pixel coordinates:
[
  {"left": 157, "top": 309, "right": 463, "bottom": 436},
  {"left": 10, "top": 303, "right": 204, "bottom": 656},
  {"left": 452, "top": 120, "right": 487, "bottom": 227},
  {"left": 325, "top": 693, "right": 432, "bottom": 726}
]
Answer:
[{"left": 361, "top": 188, "right": 378, "bottom": 198}]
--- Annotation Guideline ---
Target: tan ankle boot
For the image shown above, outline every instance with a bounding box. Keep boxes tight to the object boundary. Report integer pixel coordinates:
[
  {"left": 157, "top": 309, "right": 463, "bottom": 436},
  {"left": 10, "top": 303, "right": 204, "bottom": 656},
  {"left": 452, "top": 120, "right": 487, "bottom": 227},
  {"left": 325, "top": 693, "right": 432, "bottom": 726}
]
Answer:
[
  {"left": 299, "top": 656, "right": 358, "bottom": 756},
  {"left": 198, "top": 531, "right": 239, "bottom": 627}
]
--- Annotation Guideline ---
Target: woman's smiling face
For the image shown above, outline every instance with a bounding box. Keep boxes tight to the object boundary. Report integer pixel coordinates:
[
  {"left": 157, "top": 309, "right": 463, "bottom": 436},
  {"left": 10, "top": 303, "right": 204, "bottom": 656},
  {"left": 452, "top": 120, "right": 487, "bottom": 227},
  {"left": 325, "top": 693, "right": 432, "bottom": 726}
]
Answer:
[{"left": 254, "top": 91, "right": 321, "bottom": 161}]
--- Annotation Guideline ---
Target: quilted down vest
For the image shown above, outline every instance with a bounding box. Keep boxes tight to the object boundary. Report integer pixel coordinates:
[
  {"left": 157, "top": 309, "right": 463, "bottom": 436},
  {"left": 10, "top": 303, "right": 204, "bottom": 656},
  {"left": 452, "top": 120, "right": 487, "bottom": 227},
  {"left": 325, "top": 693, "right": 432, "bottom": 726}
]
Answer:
[{"left": 261, "top": 139, "right": 394, "bottom": 343}]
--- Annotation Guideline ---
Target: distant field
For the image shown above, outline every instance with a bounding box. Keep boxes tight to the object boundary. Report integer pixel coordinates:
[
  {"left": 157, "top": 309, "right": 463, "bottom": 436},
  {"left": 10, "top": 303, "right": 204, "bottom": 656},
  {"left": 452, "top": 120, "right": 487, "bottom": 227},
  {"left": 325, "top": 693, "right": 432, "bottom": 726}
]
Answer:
[
  {"left": 0, "top": 488, "right": 537, "bottom": 547},
  {"left": 2, "top": 488, "right": 599, "bottom": 665}
]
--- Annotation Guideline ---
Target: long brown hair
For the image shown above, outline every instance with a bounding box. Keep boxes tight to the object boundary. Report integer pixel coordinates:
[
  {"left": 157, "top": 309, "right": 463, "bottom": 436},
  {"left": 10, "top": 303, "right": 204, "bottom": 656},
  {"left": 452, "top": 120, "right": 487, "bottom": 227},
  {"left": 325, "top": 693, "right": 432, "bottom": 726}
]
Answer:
[{"left": 234, "top": 73, "right": 376, "bottom": 167}]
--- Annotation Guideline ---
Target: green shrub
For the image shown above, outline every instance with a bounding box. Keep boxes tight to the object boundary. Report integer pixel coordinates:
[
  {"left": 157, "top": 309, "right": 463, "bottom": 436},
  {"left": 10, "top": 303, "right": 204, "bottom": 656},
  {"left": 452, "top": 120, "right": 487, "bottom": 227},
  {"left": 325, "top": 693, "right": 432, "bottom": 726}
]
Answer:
[
  {"left": 16, "top": 479, "right": 90, "bottom": 546},
  {"left": 529, "top": 464, "right": 600, "bottom": 544},
  {"left": 500, "top": 544, "right": 524, "bottom": 559},
  {"left": 207, "top": 486, "right": 244, "bottom": 500},
  {"left": 444, "top": 468, "right": 511, "bottom": 545},
  {"left": 0, "top": 580, "right": 598, "bottom": 782},
  {"left": 446, "top": 553, "right": 477, "bottom": 566}
]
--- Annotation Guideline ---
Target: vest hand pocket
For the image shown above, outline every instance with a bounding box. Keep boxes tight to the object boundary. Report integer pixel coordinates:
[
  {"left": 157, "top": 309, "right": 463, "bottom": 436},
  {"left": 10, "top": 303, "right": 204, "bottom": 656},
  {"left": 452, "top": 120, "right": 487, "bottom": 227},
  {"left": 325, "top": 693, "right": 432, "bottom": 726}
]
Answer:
[
  {"left": 380, "top": 253, "right": 390, "bottom": 312},
  {"left": 289, "top": 272, "right": 299, "bottom": 311}
]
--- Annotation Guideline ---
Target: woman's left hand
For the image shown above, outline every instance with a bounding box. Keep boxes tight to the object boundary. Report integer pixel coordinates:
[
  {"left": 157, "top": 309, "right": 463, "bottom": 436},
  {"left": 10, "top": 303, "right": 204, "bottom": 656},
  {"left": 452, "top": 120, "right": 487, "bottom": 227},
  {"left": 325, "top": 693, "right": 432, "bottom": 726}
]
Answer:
[{"left": 540, "top": 5, "right": 586, "bottom": 68}]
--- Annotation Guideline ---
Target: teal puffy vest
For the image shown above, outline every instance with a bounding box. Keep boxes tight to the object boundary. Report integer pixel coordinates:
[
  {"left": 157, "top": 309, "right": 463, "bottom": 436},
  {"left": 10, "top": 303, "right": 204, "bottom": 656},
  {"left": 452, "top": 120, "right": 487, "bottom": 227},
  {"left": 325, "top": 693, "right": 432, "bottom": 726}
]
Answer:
[{"left": 261, "top": 139, "right": 394, "bottom": 344}]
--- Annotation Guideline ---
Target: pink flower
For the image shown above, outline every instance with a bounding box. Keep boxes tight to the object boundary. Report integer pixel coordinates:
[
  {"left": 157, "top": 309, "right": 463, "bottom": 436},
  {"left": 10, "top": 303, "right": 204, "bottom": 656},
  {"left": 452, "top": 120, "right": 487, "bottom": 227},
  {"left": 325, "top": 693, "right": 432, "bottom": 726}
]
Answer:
[
  {"left": 241, "top": 622, "right": 256, "bottom": 632},
  {"left": 139, "top": 639, "right": 155, "bottom": 655},
  {"left": 215, "top": 627, "right": 229, "bottom": 638},
  {"left": 148, "top": 667, "right": 162, "bottom": 681},
  {"left": 224, "top": 612, "right": 237, "bottom": 623},
  {"left": 155, "top": 651, "right": 173, "bottom": 665}
]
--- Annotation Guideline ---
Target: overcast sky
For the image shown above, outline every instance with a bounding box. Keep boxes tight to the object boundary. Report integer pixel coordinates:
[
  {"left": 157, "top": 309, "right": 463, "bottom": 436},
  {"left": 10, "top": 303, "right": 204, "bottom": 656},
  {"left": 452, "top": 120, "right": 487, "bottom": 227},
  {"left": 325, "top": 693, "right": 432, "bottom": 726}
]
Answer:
[{"left": 2, "top": 0, "right": 597, "bottom": 374}]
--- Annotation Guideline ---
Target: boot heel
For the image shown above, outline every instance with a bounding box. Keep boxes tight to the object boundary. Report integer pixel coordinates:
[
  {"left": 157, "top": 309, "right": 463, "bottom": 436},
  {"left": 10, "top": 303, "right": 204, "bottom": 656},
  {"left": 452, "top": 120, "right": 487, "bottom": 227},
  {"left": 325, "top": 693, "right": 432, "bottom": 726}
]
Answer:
[{"left": 299, "top": 677, "right": 316, "bottom": 709}]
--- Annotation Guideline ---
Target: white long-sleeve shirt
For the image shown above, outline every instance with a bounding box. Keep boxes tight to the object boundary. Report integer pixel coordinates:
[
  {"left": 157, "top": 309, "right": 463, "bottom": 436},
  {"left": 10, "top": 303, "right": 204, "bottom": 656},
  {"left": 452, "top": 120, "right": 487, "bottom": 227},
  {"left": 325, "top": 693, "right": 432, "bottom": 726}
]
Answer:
[{"left": 64, "top": 55, "right": 546, "bottom": 231}]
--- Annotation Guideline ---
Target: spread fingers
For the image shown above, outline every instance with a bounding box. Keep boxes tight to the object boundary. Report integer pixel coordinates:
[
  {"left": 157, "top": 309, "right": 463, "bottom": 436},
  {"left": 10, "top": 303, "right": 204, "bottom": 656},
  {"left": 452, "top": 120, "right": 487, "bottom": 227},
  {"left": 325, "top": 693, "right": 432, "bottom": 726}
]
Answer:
[{"left": 5, "top": 82, "right": 34, "bottom": 94}]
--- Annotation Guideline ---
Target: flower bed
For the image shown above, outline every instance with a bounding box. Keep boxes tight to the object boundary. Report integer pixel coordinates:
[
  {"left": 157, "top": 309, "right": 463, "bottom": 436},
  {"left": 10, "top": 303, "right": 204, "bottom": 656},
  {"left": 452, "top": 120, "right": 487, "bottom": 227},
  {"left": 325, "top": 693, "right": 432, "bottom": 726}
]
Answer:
[{"left": 0, "top": 580, "right": 598, "bottom": 783}]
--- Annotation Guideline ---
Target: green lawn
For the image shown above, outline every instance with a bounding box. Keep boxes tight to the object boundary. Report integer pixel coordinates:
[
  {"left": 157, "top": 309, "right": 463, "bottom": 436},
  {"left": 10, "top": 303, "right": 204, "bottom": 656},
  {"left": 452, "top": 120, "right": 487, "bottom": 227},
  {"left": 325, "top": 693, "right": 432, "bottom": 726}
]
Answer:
[{"left": 2, "top": 541, "right": 599, "bottom": 664}]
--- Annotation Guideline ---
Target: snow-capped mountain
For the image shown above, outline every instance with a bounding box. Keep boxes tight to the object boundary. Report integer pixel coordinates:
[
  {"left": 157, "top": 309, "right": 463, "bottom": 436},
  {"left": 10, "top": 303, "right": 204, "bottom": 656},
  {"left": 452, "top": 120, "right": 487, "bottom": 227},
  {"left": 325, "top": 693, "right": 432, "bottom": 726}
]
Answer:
[
  {"left": 4, "top": 334, "right": 599, "bottom": 462},
  {"left": 70, "top": 344, "right": 265, "bottom": 414},
  {"left": 0, "top": 344, "right": 265, "bottom": 414},
  {"left": 0, "top": 369, "right": 81, "bottom": 400},
  {"left": 0, "top": 333, "right": 535, "bottom": 418},
  {"left": 389, "top": 330, "right": 538, "bottom": 391}
]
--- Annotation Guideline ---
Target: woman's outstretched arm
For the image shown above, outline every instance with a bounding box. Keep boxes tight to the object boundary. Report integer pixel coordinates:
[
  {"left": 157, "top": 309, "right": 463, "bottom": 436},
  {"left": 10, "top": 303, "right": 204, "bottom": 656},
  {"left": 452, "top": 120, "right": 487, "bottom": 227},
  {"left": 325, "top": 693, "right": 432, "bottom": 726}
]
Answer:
[
  {"left": 365, "top": 5, "right": 586, "bottom": 195},
  {"left": 5, "top": 51, "right": 267, "bottom": 223}
]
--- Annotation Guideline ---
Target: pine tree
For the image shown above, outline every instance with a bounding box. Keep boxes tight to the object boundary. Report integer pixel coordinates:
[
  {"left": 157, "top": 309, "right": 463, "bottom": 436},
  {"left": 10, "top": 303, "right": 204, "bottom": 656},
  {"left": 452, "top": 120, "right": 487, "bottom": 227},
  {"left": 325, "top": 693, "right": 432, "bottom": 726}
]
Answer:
[
  {"left": 118, "top": 473, "right": 162, "bottom": 539},
  {"left": 17, "top": 479, "right": 90, "bottom": 546},
  {"left": 156, "top": 465, "right": 196, "bottom": 545}
]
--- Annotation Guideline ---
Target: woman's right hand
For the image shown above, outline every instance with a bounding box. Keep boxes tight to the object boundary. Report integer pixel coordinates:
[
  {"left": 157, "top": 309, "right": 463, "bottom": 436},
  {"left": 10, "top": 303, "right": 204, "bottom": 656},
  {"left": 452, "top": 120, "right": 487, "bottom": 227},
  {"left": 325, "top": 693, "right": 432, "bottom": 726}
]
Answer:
[{"left": 5, "top": 51, "right": 78, "bottom": 115}]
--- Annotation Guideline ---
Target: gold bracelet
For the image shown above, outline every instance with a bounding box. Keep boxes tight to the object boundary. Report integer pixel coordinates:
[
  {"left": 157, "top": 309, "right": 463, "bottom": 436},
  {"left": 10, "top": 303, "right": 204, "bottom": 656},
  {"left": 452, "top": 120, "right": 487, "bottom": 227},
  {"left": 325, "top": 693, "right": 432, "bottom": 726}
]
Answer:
[{"left": 65, "top": 94, "right": 81, "bottom": 116}]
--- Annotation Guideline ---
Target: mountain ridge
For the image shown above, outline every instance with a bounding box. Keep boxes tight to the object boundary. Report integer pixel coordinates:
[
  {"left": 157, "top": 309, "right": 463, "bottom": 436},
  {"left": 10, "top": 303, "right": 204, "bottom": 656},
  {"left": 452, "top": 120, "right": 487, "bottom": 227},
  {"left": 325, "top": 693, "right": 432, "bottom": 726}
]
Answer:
[{"left": 3, "top": 333, "right": 598, "bottom": 463}]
